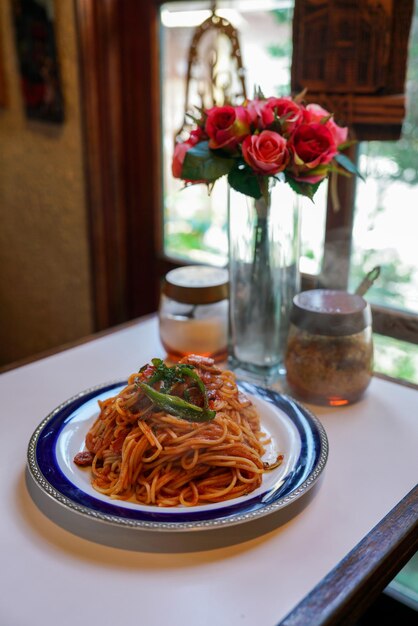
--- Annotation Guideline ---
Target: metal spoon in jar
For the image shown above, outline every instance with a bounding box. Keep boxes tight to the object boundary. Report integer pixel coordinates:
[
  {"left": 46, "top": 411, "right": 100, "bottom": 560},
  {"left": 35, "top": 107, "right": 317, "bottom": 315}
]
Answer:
[{"left": 354, "top": 266, "right": 381, "bottom": 297}]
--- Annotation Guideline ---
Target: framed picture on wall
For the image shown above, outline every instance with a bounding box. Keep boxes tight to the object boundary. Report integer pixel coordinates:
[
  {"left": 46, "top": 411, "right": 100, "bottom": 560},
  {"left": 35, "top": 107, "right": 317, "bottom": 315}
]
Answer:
[{"left": 12, "top": 0, "right": 64, "bottom": 123}]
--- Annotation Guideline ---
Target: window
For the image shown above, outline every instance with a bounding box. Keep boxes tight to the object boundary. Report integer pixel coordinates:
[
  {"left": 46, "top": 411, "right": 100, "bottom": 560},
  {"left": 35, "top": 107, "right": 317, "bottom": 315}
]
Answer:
[
  {"left": 159, "top": 0, "right": 418, "bottom": 385},
  {"left": 160, "top": 0, "right": 327, "bottom": 275}
]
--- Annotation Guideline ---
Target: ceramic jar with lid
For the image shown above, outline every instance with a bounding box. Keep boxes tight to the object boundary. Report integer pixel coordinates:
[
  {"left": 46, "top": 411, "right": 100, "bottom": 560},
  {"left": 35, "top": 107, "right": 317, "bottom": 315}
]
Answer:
[
  {"left": 284, "top": 289, "right": 373, "bottom": 406},
  {"left": 158, "top": 265, "right": 229, "bottom": 362}
]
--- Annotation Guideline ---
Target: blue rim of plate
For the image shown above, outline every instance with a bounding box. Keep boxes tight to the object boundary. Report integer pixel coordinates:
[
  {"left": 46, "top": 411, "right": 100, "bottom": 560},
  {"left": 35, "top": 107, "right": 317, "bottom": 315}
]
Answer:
[{"left": 27, "top": 380, "right": 329, "bottom": 532}]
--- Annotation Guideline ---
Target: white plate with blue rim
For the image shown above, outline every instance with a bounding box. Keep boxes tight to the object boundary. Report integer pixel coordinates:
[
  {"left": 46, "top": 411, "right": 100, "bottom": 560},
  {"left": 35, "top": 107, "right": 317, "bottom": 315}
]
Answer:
[{"left": 26, "top": 380, "right": 328, "bottom": 536}]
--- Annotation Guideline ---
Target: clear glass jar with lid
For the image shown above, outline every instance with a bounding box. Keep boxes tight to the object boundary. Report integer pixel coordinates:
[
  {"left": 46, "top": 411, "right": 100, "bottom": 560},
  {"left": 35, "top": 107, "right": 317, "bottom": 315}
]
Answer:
[
  {"left": 158, "top": 265, "right": 229, "bottom": 362},
  {"left": 284, "top": 289, "right": 373, "bottom": 406}
]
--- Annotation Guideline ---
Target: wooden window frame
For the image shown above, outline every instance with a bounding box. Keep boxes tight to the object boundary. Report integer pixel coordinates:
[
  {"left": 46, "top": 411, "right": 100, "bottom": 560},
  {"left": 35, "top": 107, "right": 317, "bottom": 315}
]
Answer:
[
  {"left": 75, "top": 0, "right": 418, "bottom": 347},
  {"left": 76, "top": 0, "right": 163, "bottom": 329}
]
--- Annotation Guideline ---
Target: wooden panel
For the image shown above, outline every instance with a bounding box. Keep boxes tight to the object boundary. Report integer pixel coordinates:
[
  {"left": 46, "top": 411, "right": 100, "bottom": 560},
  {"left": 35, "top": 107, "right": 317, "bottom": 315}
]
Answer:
[
  {"left": 75, "top": 0, "right": 160, "bottom": 330},
  {"left": 372, "top": 306, "right": 418, "bottom": 346},
  {"left": 320, "top": 144, "right": 358, "bottom": 290},
  {"left": 0, "top": 11, "right": 8, "bottom": 107},
  {"left": 291, "top": 0, "right": 414, "bottom": 139},
  {"left": 117, "top": 0, "right": 162, "bottom": 320},
  {"left": 76, "top": 0, "right": 127, "bottom": 329}
]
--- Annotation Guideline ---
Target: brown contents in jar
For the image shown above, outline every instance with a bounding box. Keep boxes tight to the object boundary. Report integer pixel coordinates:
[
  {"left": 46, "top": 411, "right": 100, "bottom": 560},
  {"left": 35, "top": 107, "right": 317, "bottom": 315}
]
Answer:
[{"left": 285, "top": 325, "right": 373, "bottom": 406}]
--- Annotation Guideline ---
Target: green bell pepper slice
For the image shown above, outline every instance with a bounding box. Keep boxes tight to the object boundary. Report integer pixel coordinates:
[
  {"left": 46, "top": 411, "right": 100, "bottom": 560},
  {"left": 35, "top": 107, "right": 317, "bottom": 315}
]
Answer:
[{"left": 138, "top": 382, "right": 216, "bottom": 423}]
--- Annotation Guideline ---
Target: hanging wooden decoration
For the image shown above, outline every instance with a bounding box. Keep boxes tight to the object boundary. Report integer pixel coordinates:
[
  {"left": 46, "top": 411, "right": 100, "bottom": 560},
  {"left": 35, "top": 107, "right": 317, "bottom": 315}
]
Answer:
[{"left": 291, "top": 0, "right": 414, "bottom": 139}]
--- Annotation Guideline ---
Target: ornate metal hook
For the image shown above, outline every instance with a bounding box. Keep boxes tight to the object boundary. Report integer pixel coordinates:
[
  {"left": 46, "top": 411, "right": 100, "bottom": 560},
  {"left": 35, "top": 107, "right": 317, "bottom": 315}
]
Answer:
[{"left": 175, "top": 3, "right": 247, "bottom": 142}]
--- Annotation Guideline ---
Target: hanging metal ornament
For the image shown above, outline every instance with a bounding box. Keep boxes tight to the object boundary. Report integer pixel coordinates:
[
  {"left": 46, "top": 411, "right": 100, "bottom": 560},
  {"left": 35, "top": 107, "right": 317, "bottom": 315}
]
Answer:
[{"left": 175, "top": 1, "right": 247, "bottom": 142}]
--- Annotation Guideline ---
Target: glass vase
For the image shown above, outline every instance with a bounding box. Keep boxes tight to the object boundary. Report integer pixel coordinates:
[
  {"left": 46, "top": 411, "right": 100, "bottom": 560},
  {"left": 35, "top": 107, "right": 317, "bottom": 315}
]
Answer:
[{"left": 227, "top": 182, "right": 301, "bottom": 384}]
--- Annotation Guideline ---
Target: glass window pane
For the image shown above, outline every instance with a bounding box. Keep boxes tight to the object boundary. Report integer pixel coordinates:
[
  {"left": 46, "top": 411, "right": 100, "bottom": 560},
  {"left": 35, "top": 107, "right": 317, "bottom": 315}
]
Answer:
[
  {"left": 160, "top": 0, "right": 326, "bottom": 273},
  {"left": 299, "top": 180, "right": 327, "bottom": 275},
  {"left": 349, "top": 5, "right": 418, "bottom": 315},
  {"left": 373, "top": 334, "right": 418, "bottom": 385}
]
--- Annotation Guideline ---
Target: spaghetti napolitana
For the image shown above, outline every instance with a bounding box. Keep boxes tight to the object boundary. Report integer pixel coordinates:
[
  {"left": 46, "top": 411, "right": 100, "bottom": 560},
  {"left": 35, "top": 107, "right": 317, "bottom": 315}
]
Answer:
[{"left": 74, "top": 355, "right": 283, "bottom": 507}]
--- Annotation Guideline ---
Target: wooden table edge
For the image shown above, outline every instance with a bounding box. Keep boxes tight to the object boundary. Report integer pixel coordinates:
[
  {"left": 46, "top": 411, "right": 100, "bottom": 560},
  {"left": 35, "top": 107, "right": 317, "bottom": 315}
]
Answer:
[{"left": 278, "top": 484, "right": 418, "bottom": 626}]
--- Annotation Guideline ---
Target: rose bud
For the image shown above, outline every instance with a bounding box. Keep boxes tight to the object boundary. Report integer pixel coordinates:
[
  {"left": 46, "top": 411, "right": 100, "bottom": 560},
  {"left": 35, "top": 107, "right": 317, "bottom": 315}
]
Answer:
[
  {"left": 303, "top": 104, "right": 348, "bottom": 146},
  {"left": 255, "top": 97, "right": 303, "bottom": 134},
  {"left": 287, "top": 123, "right": 338, "bottom": 183},
  {"left": 205, "top": 105, "right": 251, "bottom": 151}
]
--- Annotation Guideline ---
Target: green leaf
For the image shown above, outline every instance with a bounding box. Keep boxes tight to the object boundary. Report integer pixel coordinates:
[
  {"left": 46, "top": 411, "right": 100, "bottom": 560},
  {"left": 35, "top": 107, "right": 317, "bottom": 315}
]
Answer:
[
  {"left": 253, "top": 85, "right": 266, "bottom": 100},
  {"left": 326, "top": 165, "right": 352, "bottom": 178},
  {"left": 182, "top": 141, "right": 233, "bottom": 182},
  {"left": 285, "top": 175, "right": 323, "bottom": 201},
  {"left": 268, "top": 111, "right": 291, "bottom": 133},
  {"left": 293, "top": 88, "right": 307, "bottom": 104},
  {"left": 267, "top": 119, "right": 283, "bottom": 134},
  {"left": 319, "top": 114, "right": 333, "bottom": 124},
  {"left": 228, "top": 164, "right": 263, "bottom": 199},
  {"left": 337, "top": 139, "right": 357, "bottom": 151},
  {"left": 334, "top": 153, "right": 365, "bottom": 181}
]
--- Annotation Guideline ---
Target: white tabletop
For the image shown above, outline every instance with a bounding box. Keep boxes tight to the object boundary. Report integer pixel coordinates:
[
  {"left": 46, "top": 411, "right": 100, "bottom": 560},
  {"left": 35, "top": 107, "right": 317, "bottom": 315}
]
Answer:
[{"left": 1, "top": 315, "right": 417, "bottom": 626}]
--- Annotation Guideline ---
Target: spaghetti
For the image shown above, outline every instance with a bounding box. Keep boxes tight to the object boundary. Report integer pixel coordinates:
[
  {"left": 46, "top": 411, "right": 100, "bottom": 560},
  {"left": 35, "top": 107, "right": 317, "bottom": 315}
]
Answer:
[{"left": 74, "top": 355, "right": 283, "bottom": 507}]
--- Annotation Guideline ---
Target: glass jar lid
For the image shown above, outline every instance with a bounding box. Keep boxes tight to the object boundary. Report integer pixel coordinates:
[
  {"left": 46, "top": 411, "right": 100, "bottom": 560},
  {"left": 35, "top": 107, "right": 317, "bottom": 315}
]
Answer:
[
  {"left": 290, "top": 289, "right": 372, "bottom": 336},
  {"left": 162, "top": 266, "right": 229, "bottom": 305}
]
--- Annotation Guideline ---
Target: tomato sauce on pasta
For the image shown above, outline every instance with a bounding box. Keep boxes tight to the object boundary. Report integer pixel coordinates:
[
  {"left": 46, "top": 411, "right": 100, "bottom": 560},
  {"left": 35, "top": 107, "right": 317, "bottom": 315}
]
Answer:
[{"left": 74, "top": 355, "right": 283, "bottom": 507}]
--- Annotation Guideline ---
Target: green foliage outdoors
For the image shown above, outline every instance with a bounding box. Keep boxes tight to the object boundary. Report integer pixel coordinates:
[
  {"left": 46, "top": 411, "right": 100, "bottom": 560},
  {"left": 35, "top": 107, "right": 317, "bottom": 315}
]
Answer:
[
  {"left": 271, "top": 8, "right": 293, "bottom": 24},
  {"left": 165, "top": 212, "right": 225, "bottom": 261},
  {"left": 373, "top": 334, "right": 418, "bottom": 385},
  {"left": 269, "top": 8, "right": 293, "bottom": 60},
  {"left": 167, "top": 231, "right": 204, "bottom": 255},
  {"left": 267, "top": 42, "right": 292, "bottom": 59},
  {"left": 394, "top": 553, "right": 418, "bottom": 600},
  {"left": 268, "top": 8, "right": 293, "bottom": 95},
  {"left": 350, "top": 250, "right": 413, "bottom": 309}
]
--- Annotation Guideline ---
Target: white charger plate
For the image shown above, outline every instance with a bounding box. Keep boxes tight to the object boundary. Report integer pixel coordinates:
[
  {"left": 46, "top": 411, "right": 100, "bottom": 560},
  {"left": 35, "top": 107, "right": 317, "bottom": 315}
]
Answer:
[{"left": 27, "top": 380, "right": 328, "bottom": 533}]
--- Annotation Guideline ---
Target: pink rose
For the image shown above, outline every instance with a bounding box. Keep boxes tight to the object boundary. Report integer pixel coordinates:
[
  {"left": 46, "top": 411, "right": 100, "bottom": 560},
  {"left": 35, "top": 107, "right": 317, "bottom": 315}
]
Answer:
[
  {"left": 288, "top": 123, "right": 337, "bottom": 183},
  {"left": 250, "top": 97, "right": 303, "bottom": 134},
  {"left": 172, "top": 128, "right": 206, "bottom": 180},
  {"left": 242, "top": 130, "right": 289, "bottom": 175},
  {"left": 205, "top": 105, "right": 251, "bottom": 151},
  {"left": 303, "top": 104, "right": 348, "bottom": 146},
  {"left": 172, "top": 142, "right": 191, "bottom": 178}
]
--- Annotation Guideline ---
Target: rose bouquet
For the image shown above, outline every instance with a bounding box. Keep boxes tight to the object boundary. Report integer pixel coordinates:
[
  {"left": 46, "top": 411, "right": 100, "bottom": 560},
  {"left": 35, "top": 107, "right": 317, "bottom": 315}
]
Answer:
[
  {"left": 171, "top": 91, "right": 360, "bottom": 379},
  {"left": 172, "top": 90, "right": 359, "bottom": 201}
]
